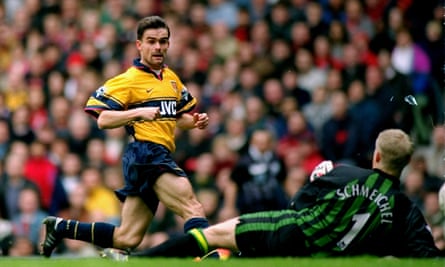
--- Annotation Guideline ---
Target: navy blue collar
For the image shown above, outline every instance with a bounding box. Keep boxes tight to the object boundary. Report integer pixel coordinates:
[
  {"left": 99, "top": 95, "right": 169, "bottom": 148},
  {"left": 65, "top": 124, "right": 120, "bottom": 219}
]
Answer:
[{"left": 133, "top": 58, "right": 165, "bottom": 79}]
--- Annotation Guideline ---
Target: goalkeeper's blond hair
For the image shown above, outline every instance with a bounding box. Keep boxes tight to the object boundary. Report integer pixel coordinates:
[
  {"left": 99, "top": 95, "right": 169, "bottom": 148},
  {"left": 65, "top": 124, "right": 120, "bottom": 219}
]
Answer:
[{"left": 375, "top": 129, "right": 414, "bottom": 177}]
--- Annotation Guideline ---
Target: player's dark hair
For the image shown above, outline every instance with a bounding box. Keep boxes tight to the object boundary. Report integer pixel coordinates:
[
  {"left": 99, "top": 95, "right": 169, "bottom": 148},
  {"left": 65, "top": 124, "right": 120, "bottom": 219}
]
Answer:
[{"left": 137, "top": 16, "right": 170, "bottom": 40}]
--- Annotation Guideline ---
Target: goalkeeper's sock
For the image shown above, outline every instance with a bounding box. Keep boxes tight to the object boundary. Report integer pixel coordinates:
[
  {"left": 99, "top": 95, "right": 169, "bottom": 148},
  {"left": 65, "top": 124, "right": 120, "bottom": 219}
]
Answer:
[
  {"left": 183, "top": 217, "right": 209, "bottom": 233},
  {"left": 133, "top": 229, "right": 208, "bottom": 257}
]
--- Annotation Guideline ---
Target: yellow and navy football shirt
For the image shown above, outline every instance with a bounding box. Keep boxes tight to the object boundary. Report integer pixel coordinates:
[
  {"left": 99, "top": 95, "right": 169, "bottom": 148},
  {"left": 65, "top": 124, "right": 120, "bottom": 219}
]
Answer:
[{"left": 84, "top": 59, "right": 197, "bottom": 152}]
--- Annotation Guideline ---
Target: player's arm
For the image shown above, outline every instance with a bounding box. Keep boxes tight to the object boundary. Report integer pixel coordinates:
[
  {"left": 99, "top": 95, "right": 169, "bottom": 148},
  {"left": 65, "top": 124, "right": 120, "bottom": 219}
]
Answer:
[
  {"left": 97, "top": 107, "right": 160, "bottom": 129},
  {"left": 177, "top": 112, "right": 208, "bottom": 130},
  {"left": 402, "top": 205, "right": 440, "bottom": 257},
  {"left": 86, "top": 76, "right": 162, "bottom": 129},
  {"left": 394, "top": 198, "right": 440, "bottom": 257}
]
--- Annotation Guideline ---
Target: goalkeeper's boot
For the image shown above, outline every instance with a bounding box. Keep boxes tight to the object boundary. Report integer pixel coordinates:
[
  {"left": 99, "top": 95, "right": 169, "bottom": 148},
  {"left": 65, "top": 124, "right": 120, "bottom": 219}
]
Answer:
[
  {"left": 40, "top": 216, "right": 63, "bottom": 257},
  {"left": 193, "top": 248, "right": 231, "bottom": 261}
]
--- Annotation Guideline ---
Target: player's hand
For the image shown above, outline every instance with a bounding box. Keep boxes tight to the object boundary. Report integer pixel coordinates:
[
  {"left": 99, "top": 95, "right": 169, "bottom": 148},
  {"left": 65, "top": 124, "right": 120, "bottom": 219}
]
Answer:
[
  {"left": 193, "top": 112, "right": 209, "bottom": 129},
  {"left": 135, "top": 107, "right": 160, "bottom": 121},
  {"left": 310, "top": 160, "right": 334, "bottom": 182}
]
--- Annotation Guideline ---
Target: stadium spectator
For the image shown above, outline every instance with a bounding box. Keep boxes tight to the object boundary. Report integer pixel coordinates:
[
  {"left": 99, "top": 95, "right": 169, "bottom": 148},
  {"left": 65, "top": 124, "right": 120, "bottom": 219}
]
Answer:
[
  {"left": 9, "top": 106, "right": 35, "bottom": 144},
  {"left": 340, "top": 44, "right": 366, "bottom": 89},
  {"left": 201, "top": 64, "right": 232, "bottom": 106},
  {"left": 364, "top": 65, "right": 398, "bottom": 131},
  {"left": 312, "top": 35, "right": 342, "bottom": 71},
  {"left": 238, "top": 0, "right": 271, "bottom": 23},
  {"left": 261, "top": 78, "right": 288, "bottom": 136},
  {"left": 229, "top": 129, "right": 288, "bottom": 214},
  {"left": 391, "top": 28, "right": 430, "bottom": 77},
  {"left": 326, "top": 20, "right": 349, "bottom": 64},
  {"left": 211, "top": 22, "right": 239, "bottom": 62},
  {"left": 57, "top": 183, "right": 97, "bottom": 257},
  {"left": 11, "top": 187, "right": 48, "bottom": 254},
  {"left": 205, "top": 0, "right": 239, "bottom": 31},
  {"left": 27, "top": 85, "right": 48, "bottom": 132},
  {"left": 268, "top": 38, "right": 294, "bottom": 79},
  {"left": 102, "top": 127, "right": 128, "bottom": 166},
  {"left": 219, "top": 115, "right": 248, "bottom": 154},
  {"left": 289, "top": 21, "right": 311, "bottom": 53},
  {"left": 102, "top": 166, "right": 124, "bottom": 192},
  {"left": 321, "top": 0, "right": 345, "bottom": 23},
  {"left": 0, "top": 152, "right": 39, "bottom": 221},
  {"left": 267, "top": 1, "right": 292, "bottom": 41},
  {"left": 343, "top": 0, "right": 374, "bottom": 38},
  {"left": 24, "top": 140, "right": 68, "bottom": 215},
  {"left": 0, "top": 119, "right": 10, "bottom": 160},
  {"left": 188, "top": 152, "right": 217, "bottom": 190},
  {"left": 189, "top": 153, "right": 221, "bottom": 223},
  {"left": 421, "top": 20, "right": 443, "bottom": 86},
  {"left": 305, "top": 1, "right": 328, "bottom": 40},
  {"left": 320, "top": 91, "right": 358, "bottom": 164},
  {"left": 8, "top": 236, "right": 35, "bottom": 257},
  {"left": 324, "top": 68, "right": 345, "bottom": 94},
  {"left": 84, "top": 138, "right": 108, "bottom": 170},
  {"left": 48, "top": 96, "right": 72, "bottom": 139},
  {"left": 420, "top": 126, "right": 445, "bottom": 179},
  {"left": 232, "top": 6, "right": 250, "bottom": 42},
  {"left": 175, "top": 126, "right": 213, "bottom": 171},
  {"left": 79, "top": 167, "right": 120, "bottom": 224},
  {"left": 282, "top": 166, "right": 309, "bottom": 201},
  {"left": 351, "top": 32, "right": 378, "bottom": 67},
  {"left": 294, "top": 48, "right": 327, "bottom": 93},
  {"left": 209, "top": 135, "right": 238, "bottom": 175},
  {"left": 276, "top": 110, "right": 314, "bottom": 159},
  {"left": 249, "top": 20, "right": 271, "bottom": 57},
  {"left": 280, "top": 69, "right": 311, "bottom": 109},
  {"left": 66, "top": 109, "right": 100, "bottom": 157},
  {"left": 392, "top": 28, "right": 444, "bottom": 144},
  {"left": 346, "top": 79, "right": 380, "bottom": 168},
  {"left": 58, "top": 153, "right": 83, "bottom": 195},
  {"left": 302, "top": 86, "right": 331, "bottom": 140},
  {"left": 234, "top": 65, "right": 262, "bottom": 100},
  {"left": 243, "top": 96, "right": 276, "bottom": 138},
  {"left": 402, "top": 169, "right": 427, "bottom": 210}
]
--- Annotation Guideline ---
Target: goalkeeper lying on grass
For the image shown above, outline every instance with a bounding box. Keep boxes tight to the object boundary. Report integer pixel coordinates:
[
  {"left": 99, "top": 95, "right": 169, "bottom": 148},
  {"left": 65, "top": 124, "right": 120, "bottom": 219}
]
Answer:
[{"left": 127, "top": 129, "right": 440, "bottom": 259}]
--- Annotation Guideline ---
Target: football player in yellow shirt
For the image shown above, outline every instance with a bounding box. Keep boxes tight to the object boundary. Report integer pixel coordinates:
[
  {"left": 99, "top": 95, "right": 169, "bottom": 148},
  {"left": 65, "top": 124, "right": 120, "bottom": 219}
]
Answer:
[{"left": 41, "top": 16, "right": 211, "bottom": 258}]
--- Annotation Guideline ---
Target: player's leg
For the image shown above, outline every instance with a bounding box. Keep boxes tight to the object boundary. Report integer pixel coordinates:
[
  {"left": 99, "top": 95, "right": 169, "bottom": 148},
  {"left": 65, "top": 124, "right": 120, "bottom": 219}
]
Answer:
[
  {"left": 41, "top": 196, "right": 152, "bottom": 257},
  {"left": 132, "top": 217, "right": 240, "bottom": 257},
  {"left": 137, "top": 210, "right": 306, "bottom": 258},
  {"left": 111, "top": 195, "right": 153, "bottom": 248},
  {"left": 233, "top": 210, "right": 308, "bottom": 257},
  {"left": 154, "top": 172, "right": 209, "bottom": 232},
  {"left": 41, "top": 215, "right": 116, "bottom": 257},
  {"left": 134, "top": 211, "right": 304, "bottom": 258},
  {"left": 202, "top": 217, "right": 239, "bottom": 251}
]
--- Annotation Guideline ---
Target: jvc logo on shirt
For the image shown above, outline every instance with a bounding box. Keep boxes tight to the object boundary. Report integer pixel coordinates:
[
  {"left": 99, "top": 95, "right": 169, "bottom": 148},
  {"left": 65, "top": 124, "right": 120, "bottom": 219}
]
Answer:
[{"left": 159, "top": 100, "right": 176, "bottom": 116}]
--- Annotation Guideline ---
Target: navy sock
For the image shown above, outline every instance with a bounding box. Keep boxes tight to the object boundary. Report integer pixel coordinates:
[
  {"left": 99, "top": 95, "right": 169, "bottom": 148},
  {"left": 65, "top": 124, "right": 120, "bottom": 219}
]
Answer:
[
  {"left": 183, "top": 217, "right": 209, "bottom": 233},
  {"left": 56, "top": 219, "right": 115, "bottom": 248}
]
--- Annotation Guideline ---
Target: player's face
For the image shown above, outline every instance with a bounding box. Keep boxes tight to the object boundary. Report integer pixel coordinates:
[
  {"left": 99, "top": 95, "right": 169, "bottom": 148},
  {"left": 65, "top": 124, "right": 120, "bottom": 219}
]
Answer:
[{"left": 137, "top": 28, "right": 169, "bottom": 70}]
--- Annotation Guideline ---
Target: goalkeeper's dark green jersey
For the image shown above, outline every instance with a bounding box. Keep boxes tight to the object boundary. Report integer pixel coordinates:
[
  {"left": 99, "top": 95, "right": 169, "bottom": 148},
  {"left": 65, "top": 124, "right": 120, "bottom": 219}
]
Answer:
[{"left": 289, "top": 165, "right": 438, "bottom": 257}]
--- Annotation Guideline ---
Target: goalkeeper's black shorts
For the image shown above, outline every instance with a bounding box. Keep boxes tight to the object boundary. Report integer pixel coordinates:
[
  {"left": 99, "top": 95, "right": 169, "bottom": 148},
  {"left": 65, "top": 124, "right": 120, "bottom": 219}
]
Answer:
[{"left": 235, "top": 210, "right": 309, "bottom": 257}]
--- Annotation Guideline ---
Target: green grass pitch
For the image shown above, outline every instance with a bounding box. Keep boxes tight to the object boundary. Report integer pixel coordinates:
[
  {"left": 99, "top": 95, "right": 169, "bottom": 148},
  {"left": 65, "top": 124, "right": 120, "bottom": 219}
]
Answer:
[{"left": 0, "top": 257, "right": 444, "bottom": 267}]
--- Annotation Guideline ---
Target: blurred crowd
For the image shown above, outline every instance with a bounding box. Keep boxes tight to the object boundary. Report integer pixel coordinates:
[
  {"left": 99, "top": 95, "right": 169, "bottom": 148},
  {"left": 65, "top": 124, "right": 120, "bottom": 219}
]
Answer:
[{"left": 0, "top": 0, "right": 443, "bottom": 257}]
